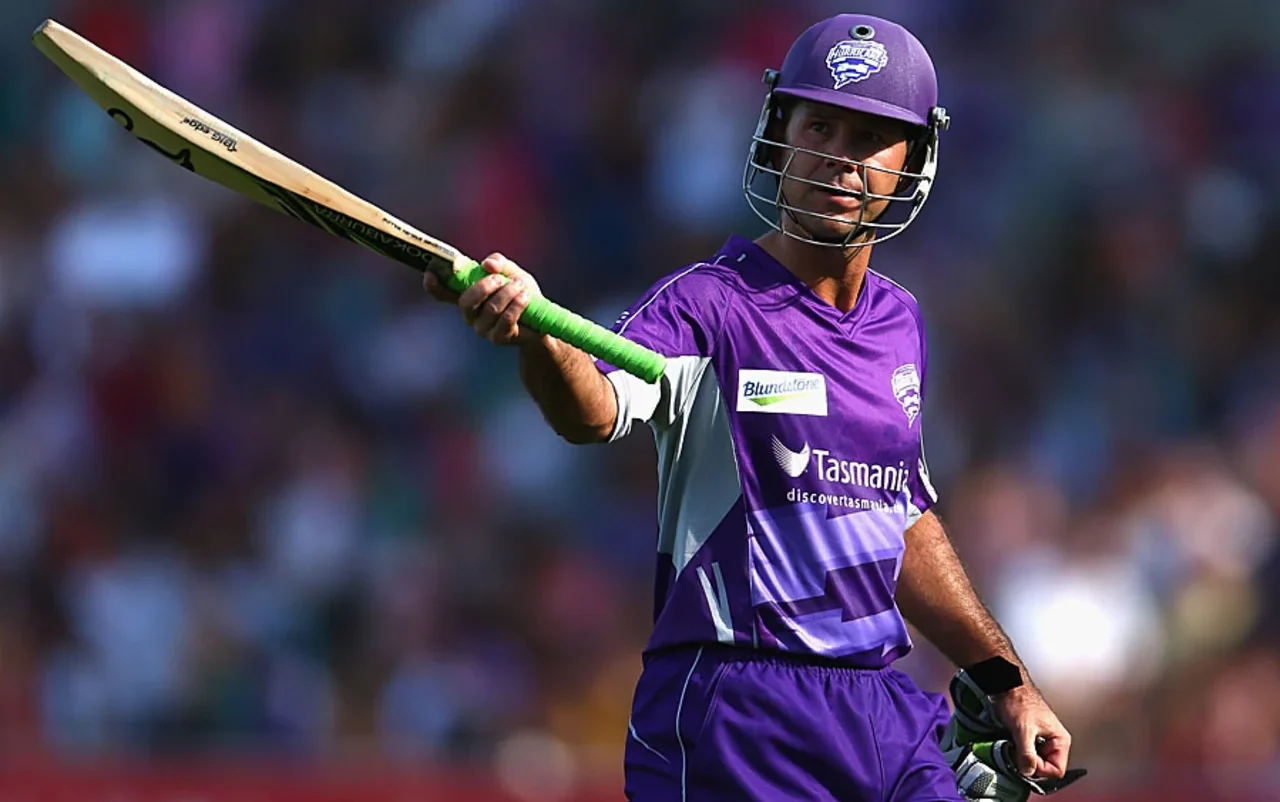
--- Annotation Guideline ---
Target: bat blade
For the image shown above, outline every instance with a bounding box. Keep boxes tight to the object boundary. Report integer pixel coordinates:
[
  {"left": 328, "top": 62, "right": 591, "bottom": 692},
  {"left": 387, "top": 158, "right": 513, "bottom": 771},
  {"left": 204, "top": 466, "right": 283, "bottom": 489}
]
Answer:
[{"left": 32, "top": 19, "right": 462, "bottom": 279}]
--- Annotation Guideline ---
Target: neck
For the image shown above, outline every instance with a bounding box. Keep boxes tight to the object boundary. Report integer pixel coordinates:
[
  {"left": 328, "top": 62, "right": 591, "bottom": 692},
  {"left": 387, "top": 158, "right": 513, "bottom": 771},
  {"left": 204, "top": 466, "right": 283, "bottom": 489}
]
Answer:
[{"left": 757, "top": 230, "right": 872, "bottom": 314}]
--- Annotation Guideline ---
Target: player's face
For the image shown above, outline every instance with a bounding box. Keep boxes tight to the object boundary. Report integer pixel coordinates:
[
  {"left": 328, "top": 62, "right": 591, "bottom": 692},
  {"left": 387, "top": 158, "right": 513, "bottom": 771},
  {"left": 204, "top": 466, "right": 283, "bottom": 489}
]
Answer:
[{"left": 775, "top": 101, "right": 911, "bottom": 242}]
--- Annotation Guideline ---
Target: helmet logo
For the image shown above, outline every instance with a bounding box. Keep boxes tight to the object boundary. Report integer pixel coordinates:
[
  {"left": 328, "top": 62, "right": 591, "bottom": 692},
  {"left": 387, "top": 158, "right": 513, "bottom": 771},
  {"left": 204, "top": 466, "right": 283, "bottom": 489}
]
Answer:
[{"left": 825, "top": 38, "right": 889, "bottom": 89}]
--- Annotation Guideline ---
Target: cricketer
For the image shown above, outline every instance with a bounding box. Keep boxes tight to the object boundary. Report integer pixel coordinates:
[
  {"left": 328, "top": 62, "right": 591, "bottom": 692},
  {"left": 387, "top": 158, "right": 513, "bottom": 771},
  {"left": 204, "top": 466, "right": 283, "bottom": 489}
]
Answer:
[{"left": 427, "top": 13, "right": 1079, "bottom": 802}]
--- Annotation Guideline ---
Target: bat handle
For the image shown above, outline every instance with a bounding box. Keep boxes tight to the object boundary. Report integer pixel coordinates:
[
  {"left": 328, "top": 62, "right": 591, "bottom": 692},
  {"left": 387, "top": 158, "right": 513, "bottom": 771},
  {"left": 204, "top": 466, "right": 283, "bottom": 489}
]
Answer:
[{"left": 445, "top": 261, "right": 666, "bottom": 385}]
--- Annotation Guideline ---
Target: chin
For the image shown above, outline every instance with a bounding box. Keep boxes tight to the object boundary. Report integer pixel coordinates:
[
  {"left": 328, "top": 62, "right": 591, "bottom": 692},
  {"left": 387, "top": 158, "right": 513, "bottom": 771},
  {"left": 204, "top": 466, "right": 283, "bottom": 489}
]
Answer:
[{"left": 795, "top": 216, "right": 859, "bottom": 243}]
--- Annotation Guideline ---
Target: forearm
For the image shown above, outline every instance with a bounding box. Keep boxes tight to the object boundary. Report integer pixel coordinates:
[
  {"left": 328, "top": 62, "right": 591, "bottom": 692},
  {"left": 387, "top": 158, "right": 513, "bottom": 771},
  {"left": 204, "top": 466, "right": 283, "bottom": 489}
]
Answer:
[
  {"left": 897, "top": 511, "right": 1031, "bottom": 685},
  {"left": 517, "top": 334, "right": 618, "bottom": 444}
]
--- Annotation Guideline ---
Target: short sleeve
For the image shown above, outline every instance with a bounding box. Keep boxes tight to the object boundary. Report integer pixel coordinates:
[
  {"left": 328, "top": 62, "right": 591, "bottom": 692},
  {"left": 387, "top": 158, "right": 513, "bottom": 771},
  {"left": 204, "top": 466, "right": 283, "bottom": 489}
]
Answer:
[{"left": 594, "top": 265, "right": 727, "bottom": 441}]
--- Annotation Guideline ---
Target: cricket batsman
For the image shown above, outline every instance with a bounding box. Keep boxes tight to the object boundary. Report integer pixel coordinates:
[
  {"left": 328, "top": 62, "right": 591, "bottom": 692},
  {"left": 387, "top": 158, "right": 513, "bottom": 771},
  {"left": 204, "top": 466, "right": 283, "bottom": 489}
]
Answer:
[{"left": 427, "top": 12, "right": 1084, "bottom": 801}]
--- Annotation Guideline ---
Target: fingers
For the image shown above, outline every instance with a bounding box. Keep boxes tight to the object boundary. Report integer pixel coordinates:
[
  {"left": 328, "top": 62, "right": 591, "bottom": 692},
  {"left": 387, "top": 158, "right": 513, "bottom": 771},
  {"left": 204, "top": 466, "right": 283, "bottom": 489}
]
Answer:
[
  {"left": 423, "top": 272, "right": 460, "bottom": 303},
  {"left": 1012, "top": 727, "right": 1073, "bottom": 781},
  {"left": 480, "top": 253, "right": 539, "bottom": 293},
  {"left": 1013, "top": 725, "right": 1048, "bottom": 778},
  {"left": 462, "top": 273, "right": 532, "bottom": 343},
  {"left": 1036, "top": 733, "right": 1072, "bottom": 779},
  {"left": 993, "top": 690, "right": 1074, "bottom": 781},
  {"left": 424, "top": 253, "right": 539, "bottom": 344}
]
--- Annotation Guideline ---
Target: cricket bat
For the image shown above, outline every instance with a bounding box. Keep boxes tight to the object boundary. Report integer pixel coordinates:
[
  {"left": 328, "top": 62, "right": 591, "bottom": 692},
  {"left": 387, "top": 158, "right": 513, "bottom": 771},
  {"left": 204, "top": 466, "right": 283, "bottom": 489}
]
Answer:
[{"left": 31, "top": 19, "right": 665, "bottom": 384}]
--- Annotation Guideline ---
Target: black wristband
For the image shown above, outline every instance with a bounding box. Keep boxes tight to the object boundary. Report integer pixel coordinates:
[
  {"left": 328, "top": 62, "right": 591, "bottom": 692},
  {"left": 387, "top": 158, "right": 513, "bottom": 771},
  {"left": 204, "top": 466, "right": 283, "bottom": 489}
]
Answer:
[{"left": 963, "top": 656, "right": 1023, "bottom": 695}]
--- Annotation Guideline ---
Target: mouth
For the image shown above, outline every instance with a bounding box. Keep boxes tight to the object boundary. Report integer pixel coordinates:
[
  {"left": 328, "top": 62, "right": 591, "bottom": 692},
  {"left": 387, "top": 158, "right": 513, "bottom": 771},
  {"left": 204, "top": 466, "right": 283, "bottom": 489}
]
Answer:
[
  {"left": 826, "top": 182, "right": 862, "bottom": 196},
  {"left": 814, "top": 185, "right": 864, "bottom": 209}
]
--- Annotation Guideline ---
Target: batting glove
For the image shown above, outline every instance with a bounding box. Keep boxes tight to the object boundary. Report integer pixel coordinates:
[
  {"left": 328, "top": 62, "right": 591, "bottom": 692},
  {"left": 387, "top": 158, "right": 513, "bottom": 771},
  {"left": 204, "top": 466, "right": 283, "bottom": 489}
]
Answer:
[{"left": 940, "top": 662, "right": 1088, "bottom": 801}]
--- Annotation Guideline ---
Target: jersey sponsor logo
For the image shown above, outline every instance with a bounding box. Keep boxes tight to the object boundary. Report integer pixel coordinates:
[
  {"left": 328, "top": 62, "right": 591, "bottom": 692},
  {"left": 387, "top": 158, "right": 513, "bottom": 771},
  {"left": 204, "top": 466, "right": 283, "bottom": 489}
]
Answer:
[
  {"left": 737, "top": 369, "right": 828, "bottom": 416},
  {"left": 826, "top": 39, "right": 889, "bottom": 89},
  {"left": 891, "top": 363, "right": 921, "bottom": 427},
  {"left": 770, "top": 436, "right": 910, "bottom": 493},
  {"left": 771, "top": 435, "right": 811, "bottom": 477}
]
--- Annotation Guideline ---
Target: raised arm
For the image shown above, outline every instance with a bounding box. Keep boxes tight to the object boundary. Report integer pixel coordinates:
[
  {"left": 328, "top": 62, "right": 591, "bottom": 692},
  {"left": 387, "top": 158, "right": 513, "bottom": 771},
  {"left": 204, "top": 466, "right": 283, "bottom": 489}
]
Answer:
[
  {"left": 517, "top": 335, "right": 616, "bottom": 444},
  {"left": 428, "top": 253, "right": 726, "bottom": 448},
  {"left": 425, "top": 253, "right": 617, "bottom": 444}
]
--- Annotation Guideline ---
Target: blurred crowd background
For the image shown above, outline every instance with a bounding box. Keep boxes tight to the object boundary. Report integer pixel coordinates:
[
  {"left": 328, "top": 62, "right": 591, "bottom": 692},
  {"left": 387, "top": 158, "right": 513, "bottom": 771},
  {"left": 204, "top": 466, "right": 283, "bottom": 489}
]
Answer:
[{"left": 1, "top": 0, "right": 1278, "bottom": 799}]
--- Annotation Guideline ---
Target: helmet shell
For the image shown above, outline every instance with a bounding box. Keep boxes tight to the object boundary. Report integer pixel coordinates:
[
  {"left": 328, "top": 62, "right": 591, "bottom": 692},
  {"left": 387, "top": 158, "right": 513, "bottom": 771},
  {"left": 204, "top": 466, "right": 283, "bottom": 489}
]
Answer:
[{"left": 772, "top": 13, "right": 938, "bottom": 128}]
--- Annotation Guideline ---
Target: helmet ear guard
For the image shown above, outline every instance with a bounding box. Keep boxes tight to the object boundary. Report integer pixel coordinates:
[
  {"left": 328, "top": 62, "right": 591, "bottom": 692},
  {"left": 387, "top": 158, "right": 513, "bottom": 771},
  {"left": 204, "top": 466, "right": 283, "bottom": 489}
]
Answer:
[
  {"left": 898, "top": 105, "right": 947, "bottom": 195},
  {"left": 762, "top": 67, "right": 780, "bottom": 93},
  {"left": 747, "top": 69, "right": 782, "bottom": 172},
  {"left": 906, "top": 107, "right": 949, "bottom": 173}
]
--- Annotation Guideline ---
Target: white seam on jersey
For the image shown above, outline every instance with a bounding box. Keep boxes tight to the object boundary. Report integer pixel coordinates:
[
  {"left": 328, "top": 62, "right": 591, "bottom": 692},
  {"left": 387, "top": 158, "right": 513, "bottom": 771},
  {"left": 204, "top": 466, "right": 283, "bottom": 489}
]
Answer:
[
  {"left": 676, "top": 646, "right": 705, "bottom": 802},
  {"left": 617, "top": 263, "right": 711, "bottom": 336},
  {"left": 712, "top": 562, "right": 731, "bottom": 639},
  {"left": 867, "top": 267, "right": 919, "bottom": 304},
  {"left": 696, "top": 564, "right": 734, "bottom": 644},
  {"left": 918, "top": 427, "right": 938, "bottom": 503},
  {"left": 629, "top": 719, "right": 670, "bottom": 764},
  {"left": 868, "top": 266, "right": 930, "bottom": 418}
]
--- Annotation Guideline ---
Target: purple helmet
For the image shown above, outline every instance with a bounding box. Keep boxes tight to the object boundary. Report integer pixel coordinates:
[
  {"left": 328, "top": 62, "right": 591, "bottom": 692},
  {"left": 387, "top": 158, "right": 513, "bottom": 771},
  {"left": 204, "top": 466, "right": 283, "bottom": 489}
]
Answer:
[{"left": 743, "top": 13, "right": 950, "bottom": 248}]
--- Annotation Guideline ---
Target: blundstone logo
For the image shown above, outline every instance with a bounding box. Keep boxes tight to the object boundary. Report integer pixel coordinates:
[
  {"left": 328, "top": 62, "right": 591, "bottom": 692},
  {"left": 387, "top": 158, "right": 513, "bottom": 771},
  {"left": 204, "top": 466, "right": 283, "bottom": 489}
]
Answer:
[{"left": 736, "top": 370, "right": 827, "bottom": 416}]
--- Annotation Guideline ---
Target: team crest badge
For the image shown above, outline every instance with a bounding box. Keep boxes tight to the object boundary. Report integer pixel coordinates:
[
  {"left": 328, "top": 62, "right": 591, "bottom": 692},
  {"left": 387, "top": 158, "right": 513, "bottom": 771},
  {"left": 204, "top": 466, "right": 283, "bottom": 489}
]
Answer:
[
  {"left": 826, "top": 39, "right": 889, "bottom": 89},
  {"left": 891, "top": 364, "right": 921, "bottom": 427}
]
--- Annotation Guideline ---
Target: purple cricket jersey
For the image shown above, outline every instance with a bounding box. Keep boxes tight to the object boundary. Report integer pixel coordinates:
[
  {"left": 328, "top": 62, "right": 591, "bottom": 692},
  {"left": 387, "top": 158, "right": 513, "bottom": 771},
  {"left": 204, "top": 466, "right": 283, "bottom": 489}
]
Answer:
[{"left": 597, "top": 235, "right": 939, "bottom": 668}]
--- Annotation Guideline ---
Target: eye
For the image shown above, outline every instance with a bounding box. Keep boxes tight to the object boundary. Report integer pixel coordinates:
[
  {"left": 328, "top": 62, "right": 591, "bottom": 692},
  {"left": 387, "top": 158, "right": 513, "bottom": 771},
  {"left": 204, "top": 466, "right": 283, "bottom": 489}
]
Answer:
[
  {"left": 857, "top": 129, "right": 888, "bottom": 146},
  {"left": 807, "top": 120, "right": 831, "bottom": 136}
]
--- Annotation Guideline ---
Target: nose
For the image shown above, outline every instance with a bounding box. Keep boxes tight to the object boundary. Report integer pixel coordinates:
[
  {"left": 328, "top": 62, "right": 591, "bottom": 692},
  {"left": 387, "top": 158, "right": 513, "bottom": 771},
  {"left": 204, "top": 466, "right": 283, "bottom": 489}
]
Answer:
[{"left": 824, "top": 152, "right": 866, "bottom": 190}]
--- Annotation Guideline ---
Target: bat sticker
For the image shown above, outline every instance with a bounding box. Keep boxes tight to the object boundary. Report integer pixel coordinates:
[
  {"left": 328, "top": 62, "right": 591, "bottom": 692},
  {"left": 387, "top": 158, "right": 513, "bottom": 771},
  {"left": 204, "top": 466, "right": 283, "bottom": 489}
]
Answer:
[{"left": 107, "top": 108, "right": 195, "bottom": 172}]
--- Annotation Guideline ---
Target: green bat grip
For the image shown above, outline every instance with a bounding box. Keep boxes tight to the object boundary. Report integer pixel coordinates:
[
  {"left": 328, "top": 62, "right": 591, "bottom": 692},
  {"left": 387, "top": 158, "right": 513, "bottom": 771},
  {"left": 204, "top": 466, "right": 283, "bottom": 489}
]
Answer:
[{"left": 447, "top": 260, "right": 665, "bottom": 384}]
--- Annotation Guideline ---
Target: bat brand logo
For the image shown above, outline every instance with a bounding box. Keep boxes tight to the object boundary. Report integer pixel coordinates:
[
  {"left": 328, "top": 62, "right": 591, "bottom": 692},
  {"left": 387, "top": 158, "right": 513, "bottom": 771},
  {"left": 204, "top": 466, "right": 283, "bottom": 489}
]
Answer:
[
  {"left": 381, "top": 216, "right": 429, "bottom": 245},
  {"left": 253, "top": 181, "right": 445, "bottom": 275},
  {"left": 108, "top": 108, "right": 194, "bottom": 172},
  {"left": 180, "top": 116, "right": 238, "bottom": 152}
]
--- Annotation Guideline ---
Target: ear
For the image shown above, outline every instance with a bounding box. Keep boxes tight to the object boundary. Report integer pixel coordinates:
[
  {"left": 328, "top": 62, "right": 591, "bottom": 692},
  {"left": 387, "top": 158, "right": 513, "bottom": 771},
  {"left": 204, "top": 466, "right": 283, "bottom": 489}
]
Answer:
[
  {"left": 891, "top": 133, "right": 930, "bottom": 195},
  {"left": 903, "top": 129, "right": 929, "bottom": 174}
]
